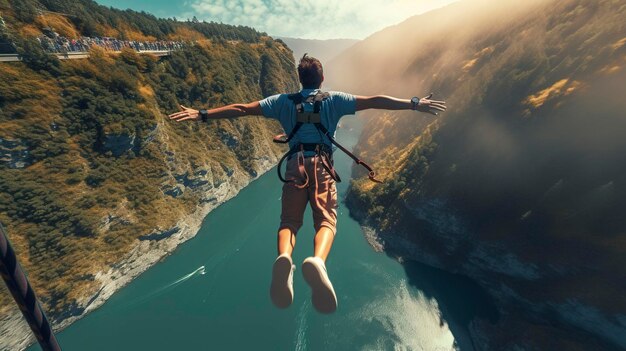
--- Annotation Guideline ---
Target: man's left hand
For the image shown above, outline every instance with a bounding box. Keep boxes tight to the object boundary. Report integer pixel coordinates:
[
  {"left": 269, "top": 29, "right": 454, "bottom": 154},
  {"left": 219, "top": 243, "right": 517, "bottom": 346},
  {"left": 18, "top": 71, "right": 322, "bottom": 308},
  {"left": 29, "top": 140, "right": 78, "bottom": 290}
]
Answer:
[{"left": 417, "top": 93, "right": 447, "bottom": 115}]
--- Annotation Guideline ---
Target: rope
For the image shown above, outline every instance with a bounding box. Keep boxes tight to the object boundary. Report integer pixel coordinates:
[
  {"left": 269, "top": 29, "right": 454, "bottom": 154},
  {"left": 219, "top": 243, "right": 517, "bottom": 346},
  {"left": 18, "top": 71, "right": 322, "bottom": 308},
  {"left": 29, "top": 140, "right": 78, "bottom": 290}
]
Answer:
[{"left": 0, "top": 223, "right": 62, "bottom": 351}]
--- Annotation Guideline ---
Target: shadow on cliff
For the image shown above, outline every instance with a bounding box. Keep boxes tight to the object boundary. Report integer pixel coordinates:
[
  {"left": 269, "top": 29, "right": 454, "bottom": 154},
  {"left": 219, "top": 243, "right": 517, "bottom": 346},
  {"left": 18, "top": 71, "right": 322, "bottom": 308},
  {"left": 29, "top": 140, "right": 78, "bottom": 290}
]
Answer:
[{"left": 401, "top": 259, "right": 500, "bottom": 349}]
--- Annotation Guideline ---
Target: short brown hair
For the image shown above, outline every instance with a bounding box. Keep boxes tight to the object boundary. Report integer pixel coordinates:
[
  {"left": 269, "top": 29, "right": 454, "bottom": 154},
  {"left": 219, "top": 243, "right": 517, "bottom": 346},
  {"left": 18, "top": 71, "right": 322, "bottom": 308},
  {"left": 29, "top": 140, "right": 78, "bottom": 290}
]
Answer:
[{"left": 297, "top": 54, "right": 323, "bottom": 89}]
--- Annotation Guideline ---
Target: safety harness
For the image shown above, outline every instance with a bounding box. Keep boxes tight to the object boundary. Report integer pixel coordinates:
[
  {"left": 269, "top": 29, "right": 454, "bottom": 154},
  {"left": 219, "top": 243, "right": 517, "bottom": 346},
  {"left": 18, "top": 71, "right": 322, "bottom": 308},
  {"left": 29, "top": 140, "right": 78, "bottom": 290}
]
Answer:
[{"left": 273, "top": 91, "right": 382, "bottom": 187}]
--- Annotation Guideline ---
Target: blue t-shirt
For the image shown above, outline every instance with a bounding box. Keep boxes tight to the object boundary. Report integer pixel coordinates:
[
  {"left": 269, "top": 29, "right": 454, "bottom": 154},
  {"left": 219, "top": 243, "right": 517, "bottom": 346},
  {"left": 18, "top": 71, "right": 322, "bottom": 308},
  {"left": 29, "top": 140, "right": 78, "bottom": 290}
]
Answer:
[{"left": 259, "top": 89, "right": 356, "bottom": 152}]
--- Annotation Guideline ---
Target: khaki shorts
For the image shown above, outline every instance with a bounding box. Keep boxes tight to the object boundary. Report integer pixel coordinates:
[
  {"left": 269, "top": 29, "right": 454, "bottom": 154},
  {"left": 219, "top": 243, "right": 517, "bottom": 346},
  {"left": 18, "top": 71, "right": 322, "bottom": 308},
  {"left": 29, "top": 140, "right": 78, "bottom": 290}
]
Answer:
[{"left": 279, "top": 155, "right": 338, "bottom": 235}]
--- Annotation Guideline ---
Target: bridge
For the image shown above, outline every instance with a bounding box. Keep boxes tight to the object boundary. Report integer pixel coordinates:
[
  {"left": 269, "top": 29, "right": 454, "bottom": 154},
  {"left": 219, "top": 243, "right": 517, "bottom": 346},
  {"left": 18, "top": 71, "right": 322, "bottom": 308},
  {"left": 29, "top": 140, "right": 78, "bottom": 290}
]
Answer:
[{"left": 0, "top": 50, "right": 172, "bottom": 62}]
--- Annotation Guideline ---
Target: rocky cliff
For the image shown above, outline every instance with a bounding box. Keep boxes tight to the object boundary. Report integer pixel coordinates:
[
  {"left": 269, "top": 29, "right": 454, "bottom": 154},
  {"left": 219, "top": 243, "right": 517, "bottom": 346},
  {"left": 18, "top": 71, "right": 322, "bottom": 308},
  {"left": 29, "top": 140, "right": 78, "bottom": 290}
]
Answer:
[
  {"left": 0, "top": 1, "right": 299, "bottom": 349},
  {"left": 329, "top": 0, "right": 626, "bottom": 349}
]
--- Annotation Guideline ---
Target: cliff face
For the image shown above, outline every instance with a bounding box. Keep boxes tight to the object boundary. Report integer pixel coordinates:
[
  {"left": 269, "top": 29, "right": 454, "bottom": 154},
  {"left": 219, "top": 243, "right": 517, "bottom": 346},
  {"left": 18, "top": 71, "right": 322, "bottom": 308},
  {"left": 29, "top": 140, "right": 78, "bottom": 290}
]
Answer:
[
  {"left": 0, "top": 1, "right": 299, "bottom": 349},
  {"left": 331, "top": 0, "right": 626, "bottom": 349}
]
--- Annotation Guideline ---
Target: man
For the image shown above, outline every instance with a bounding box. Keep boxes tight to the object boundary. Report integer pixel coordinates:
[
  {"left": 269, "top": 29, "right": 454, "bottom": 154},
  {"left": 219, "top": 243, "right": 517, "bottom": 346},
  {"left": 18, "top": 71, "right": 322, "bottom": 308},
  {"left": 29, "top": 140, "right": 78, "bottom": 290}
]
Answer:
[{"left": 169, "top": 54, "right": 446, "bottom": 313}]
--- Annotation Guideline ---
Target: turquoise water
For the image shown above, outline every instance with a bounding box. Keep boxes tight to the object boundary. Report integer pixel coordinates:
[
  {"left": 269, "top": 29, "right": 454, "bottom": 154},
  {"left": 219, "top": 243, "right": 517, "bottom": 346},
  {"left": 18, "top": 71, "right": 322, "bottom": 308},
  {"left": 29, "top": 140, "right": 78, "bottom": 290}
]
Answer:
[{"left": 31, "top": 120, "right": 486, "bottom": 350}]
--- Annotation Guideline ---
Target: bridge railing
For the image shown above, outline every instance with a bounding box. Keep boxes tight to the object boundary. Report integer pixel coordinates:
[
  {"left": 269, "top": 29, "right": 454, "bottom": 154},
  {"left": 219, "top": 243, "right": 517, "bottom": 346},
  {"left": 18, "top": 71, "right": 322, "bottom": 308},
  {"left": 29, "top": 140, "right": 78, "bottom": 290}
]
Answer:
[
  {"left": 36, "top": 35, "right": 184, "bottom": 55},
  {"left": 1, "top": 33, "right": 185, "bottom": 60},
  {"left": 0, "top": 50, "right": 173, "bottom": 62}
]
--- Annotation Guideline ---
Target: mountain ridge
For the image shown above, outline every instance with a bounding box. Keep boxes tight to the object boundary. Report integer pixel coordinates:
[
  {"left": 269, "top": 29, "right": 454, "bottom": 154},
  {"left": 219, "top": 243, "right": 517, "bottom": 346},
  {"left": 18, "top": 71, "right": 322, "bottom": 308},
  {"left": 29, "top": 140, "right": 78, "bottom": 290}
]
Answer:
[
  {"left": 276, "top": 36, "right": 359, "bottom": 67},
  {"left": 330, "top": 0, "right": 626, "bottom": 349}
]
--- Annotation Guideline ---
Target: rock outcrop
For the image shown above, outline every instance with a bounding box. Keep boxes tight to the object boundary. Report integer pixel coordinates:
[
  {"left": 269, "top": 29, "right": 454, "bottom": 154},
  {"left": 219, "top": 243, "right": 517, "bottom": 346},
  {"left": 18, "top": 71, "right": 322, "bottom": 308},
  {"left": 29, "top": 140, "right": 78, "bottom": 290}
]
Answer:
[{"left": 0, "top": 137, "right": 33, "bottom": 169}]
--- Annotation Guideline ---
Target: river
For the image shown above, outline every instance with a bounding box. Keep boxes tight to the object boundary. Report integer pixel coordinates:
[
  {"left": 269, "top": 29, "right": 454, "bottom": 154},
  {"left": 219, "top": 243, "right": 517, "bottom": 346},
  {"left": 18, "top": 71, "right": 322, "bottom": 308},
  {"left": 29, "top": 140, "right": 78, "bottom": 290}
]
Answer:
[{"left": 30, "top": 118, "right": 482, "bottom": 350}]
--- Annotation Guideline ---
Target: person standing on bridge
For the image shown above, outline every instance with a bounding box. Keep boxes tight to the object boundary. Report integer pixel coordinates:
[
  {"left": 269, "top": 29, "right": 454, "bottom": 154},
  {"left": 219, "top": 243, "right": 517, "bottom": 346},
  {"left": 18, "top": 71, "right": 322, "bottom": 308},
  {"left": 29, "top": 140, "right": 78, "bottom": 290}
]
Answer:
[{"left": 169, "top": 54, "right": 446, "bottom": 313}]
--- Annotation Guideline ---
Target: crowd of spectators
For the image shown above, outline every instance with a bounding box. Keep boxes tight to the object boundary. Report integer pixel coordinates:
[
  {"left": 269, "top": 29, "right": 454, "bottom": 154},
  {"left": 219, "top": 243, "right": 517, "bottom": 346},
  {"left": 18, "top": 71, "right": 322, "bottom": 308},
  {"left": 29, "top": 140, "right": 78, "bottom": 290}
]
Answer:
[{"left": 37, "top": 32, "right": 184, "bottom": 54}]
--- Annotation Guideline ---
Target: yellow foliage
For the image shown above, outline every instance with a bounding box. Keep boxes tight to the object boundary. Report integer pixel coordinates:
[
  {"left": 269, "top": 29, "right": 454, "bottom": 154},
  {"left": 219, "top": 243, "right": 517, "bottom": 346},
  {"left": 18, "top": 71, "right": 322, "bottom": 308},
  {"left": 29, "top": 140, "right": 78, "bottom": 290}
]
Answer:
[
  {"left": 139, "top": 85, "right": 155, "bottom": 98},
  {"left": 87, "top": 46, "right": 116, "bottom": 66},
  {"left": 611, "top": 37, "right": 626, "bottom": 50},
  {"left": 35, "top": 14, "right": 79, "bottom": 38},
  {"left": 599, "top": 64, "right": 622, "bottom": 74},
  {"left": 462, "top": 58, "right": 478, "bottom": 71},
  {"left": 0, "top": 63, "right": 62, "bottom": 134},
  {"left": 477, "top": 46, "right": 495, "bottom": 56},
  {"left": 65, "top": 56, "right": 102, "bottom": 78},
  {"left": 103, "top": 123, "right": 124, "bottom": 134},
  {"left": 117, "top": 22, "right": 157, "bottom": 41},
  {"left": 524, "top": 78, "right": 582, "bottom": 108},
  {"left": 186, "top": 72, "right": 198, "bottom": 85},
  {"left": 597, "top": 52, "right": 626, "bottom": 75},
  {"left": 94, "top": 23, "right": 120, "bottom": 38},
  {"left": 167, "top": 27, "right": 205, "bottom": 41},
  {"left": 0, "top": 120, "right": 21, "bottom": 134},
  {"left": 0, "top": 63, "right": 20, "bottom": 76},
  {"left": 462, "top": 46, "right": 494, "bottom": 72},
  {"left": 0, "top": 222, "right": 31, "bottom": 269},
  {"left": 19, "top": 24, "right": 42, "bottom": 37},
  {"left": 195, "top": 39, "right": 213, "bottom": 50}
]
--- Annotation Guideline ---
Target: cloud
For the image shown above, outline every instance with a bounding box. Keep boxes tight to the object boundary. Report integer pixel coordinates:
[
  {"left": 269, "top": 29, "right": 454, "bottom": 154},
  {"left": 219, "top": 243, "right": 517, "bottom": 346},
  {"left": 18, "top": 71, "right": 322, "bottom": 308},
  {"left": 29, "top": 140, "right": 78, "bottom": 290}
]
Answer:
[{"left": 188, "top": 0, "right": 457, "bottom": 39}]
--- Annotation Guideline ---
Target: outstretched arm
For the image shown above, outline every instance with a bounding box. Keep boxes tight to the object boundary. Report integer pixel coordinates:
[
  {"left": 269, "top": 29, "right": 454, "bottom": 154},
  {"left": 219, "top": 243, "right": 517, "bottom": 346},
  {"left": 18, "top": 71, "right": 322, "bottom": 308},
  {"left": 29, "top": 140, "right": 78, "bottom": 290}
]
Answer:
[
  {"left": 168, "top": 101, "right": 263, "bottom": 122},
  {"left": 355, "top": 94, "right": 446, "bottom": 115}
]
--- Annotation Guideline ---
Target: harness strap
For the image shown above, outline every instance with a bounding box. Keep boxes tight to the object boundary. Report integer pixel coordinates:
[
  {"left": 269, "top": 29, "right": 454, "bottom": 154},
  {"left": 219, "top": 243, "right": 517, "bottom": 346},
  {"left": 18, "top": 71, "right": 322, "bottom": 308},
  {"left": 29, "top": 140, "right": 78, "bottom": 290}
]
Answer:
[
  {"left": 295, "top": 147, "right": 309, "bottom": 189},
  {"left": 319, "top": 149, "right": 341, "bottom": 183},
  {"left": 314, "top": 123, "right": 382, "bottom": 183},
  {"left": 273, "top": 92, "right": 328, "bottom": 144},
  {"left": 313, "top": 93, "right": 327, "bottom": 113},
  {"left": 312, "top": 153, "right": 335, "bottom": 224},
  {"left": 276, "top": 144, "right": 334, "bottom": 186},
  {"left": 272, "top": 122, "right": 302, "bottom": 144},
  {"left": 273, "top": 91, "right": 382, "bottom": 184},
  {"left": 276, "top": 148, "right": 296, "bottom": 183},
  {"left": 276, "top": 146, "right": 309, "bottom": 187}
]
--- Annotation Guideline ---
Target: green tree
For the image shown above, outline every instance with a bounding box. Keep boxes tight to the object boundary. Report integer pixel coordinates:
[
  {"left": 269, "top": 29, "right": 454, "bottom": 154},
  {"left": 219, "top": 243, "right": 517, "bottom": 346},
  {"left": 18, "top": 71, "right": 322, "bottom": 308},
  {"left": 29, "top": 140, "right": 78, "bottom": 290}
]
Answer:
[{"left": 14, "top": 37, "right": 61, "bottom": 76}]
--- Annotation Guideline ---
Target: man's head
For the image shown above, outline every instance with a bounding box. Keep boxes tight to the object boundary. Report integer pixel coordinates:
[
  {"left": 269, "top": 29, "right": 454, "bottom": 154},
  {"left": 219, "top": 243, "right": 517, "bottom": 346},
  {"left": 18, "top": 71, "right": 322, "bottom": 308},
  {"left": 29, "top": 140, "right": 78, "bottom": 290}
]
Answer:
[{"left": 298, "top": 54, "right": 324, "bottom": 89}]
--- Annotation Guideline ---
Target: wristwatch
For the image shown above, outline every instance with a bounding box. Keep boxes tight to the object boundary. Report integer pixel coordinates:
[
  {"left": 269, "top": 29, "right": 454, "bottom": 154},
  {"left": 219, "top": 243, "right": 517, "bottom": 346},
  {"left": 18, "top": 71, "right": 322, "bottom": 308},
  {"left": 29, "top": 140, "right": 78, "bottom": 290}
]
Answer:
[
  {"left": 411, "top": 97, "right": 420, "bottom": 110},
  {"left": 199, "top": 109, "right": 209, "bottom": 122}
]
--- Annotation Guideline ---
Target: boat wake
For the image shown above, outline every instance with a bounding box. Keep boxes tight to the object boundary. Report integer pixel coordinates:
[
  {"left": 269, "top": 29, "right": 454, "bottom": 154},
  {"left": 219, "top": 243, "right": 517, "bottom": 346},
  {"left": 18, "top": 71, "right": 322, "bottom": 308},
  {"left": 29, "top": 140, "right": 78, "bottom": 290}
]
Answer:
[{"left": 118, "top": 266, "right": 207, "bottom": 309}]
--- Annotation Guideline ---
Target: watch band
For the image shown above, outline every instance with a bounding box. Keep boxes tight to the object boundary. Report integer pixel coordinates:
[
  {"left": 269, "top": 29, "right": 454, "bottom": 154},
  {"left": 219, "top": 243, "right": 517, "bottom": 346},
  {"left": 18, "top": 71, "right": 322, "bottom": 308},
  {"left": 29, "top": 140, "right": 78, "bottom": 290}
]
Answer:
[
  {"left": 411, "top": 97, "right": 420, "bottom": 110},
  {"left": 199, "top": 109, "right": 208, "bottom": 122}
]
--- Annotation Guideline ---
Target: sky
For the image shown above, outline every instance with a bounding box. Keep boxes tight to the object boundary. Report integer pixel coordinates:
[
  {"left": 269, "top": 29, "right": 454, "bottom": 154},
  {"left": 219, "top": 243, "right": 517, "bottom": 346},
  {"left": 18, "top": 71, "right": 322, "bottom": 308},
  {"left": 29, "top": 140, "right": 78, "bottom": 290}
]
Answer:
[{"left": 94, "top": 0, "right": 458, "bottom": 40}]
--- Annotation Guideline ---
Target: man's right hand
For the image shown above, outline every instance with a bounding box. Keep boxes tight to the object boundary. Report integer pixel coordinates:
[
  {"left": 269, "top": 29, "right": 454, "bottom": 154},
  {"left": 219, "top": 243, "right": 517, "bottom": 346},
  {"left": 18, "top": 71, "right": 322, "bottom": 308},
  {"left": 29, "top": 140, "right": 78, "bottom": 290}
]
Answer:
[{"left": 169, "top": 105, "right": 199, "bottom": 122}]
